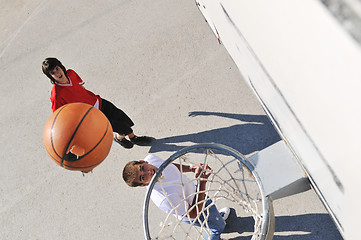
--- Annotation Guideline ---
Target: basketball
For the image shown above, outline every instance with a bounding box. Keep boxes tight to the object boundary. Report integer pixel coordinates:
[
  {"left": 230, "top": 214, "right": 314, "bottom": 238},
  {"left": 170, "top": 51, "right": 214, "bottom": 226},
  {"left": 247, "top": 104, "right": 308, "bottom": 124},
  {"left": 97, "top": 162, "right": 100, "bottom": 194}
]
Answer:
[{"left": 43, "top": 103, "right": 113, "bottom": 172}]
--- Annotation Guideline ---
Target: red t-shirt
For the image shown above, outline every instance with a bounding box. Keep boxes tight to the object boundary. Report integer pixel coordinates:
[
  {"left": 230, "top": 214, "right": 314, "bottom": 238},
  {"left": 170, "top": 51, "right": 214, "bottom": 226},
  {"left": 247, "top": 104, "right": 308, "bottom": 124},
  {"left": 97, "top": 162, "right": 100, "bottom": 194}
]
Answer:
[{"left": 50, "top": 69, "right": 102, "bottom": 112}]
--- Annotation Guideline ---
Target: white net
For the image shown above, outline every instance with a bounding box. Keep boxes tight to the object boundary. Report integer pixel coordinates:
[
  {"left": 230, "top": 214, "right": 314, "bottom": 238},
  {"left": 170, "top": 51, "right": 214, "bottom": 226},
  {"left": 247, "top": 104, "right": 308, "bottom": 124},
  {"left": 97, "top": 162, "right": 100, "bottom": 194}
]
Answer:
[{"left": 143, "top": 144, "right": 273, "bottom": 240}]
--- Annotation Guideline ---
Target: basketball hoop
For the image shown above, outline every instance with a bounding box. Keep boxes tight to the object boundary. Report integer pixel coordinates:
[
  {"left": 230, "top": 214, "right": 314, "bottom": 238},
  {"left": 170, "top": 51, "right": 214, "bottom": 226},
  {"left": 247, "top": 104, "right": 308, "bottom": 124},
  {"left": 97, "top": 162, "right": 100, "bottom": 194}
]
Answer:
[{"left": 143, "top": 143, "right": 275, "bottom": 240}]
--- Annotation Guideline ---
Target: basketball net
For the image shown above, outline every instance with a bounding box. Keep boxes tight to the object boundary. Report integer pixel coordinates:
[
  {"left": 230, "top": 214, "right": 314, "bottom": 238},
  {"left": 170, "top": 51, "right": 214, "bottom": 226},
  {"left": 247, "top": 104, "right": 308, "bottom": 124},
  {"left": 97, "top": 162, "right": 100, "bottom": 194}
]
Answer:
[{"left": 143, "top": 144, "right": 273, "bottom": 240}]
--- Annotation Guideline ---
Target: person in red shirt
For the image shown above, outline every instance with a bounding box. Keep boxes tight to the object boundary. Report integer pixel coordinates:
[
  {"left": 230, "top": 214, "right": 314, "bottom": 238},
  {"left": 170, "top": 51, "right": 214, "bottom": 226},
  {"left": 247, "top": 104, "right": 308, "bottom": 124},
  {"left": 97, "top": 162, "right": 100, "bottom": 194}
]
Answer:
[{"left": 42, "top": 57, "right": 151, "bottom": 149}]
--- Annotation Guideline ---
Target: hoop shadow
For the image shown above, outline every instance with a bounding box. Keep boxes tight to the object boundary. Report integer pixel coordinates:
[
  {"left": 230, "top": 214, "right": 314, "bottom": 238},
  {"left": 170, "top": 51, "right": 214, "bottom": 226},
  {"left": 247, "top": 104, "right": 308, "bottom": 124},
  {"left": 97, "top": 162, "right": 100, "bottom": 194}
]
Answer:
[
  {"left": 149, "top": 111, "right": 281, "bottom": 155},
  {"left": 223, "top": 209, "right": 342, "bottom": 240}
]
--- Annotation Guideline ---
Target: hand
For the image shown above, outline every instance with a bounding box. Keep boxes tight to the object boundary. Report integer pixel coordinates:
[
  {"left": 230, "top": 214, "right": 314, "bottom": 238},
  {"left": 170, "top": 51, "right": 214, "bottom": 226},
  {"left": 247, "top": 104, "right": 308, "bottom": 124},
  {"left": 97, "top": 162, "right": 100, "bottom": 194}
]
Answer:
[{"left": 194, "top": 163, "right": 212, "bottom": 179}]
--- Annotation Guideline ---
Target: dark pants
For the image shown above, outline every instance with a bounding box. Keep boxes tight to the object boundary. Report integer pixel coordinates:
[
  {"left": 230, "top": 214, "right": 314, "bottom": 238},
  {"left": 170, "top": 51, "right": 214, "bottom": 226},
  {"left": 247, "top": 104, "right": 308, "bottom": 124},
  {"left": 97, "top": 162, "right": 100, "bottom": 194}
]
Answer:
[
  {"left": 183, "top": 199, "right": 226, "bottom": 240},
  {"left": 100, "top": 98, "right": 134, "bottom": 136}
]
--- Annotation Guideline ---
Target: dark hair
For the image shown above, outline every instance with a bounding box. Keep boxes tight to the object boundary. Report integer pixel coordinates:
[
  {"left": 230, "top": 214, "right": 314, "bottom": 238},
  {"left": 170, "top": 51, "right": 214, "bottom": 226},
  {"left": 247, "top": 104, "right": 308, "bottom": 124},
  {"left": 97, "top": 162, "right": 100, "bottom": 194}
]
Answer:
[{"left": 42, "top": 58, "right": 67, "bottom": 84}]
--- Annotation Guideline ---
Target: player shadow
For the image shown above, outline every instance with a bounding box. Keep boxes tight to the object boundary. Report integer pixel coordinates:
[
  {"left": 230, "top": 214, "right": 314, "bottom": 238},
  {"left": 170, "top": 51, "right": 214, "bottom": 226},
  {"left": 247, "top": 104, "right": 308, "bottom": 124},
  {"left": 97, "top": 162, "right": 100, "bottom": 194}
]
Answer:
[
  {"left": 149, "top": 111, "right": 281, "bottom": 155},
  {"left": 223, "top": 209, "right": 342, "bottom": 240}
]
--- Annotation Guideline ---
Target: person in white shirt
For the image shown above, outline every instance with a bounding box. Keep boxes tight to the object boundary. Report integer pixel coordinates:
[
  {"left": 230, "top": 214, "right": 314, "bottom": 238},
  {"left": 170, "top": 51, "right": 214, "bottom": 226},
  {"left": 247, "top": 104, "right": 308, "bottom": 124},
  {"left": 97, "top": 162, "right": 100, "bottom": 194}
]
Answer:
[{"left": 122, "top": 154, "right": 230, "bottom": 240}]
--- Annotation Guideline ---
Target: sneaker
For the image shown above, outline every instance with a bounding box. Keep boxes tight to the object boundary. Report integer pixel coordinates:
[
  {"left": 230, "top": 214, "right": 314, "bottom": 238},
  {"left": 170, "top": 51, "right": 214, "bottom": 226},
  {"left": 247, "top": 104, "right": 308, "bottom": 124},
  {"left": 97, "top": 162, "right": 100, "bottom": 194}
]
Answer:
[
  {"left": 130, "top": 136, "right": 152, "bottom": 145},
  {"left": 114, "top": 136, "right": 133, "bottom": 149},
  {"left": 219, "top": 207, "right": 230, "bottom": 221},
  {"left": 63, "top": 152, "right": 79, "bottom": 161}
]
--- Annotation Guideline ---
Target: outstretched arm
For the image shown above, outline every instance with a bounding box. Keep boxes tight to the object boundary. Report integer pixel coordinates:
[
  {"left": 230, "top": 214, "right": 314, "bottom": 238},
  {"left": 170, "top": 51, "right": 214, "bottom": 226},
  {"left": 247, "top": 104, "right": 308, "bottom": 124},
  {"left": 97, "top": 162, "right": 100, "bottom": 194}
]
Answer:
[
  {"left": 173, "top": 163, "right": 198, "bottom": 173},
  {"left": 186, "top": 164, "right": 212, "bottom": 219}
]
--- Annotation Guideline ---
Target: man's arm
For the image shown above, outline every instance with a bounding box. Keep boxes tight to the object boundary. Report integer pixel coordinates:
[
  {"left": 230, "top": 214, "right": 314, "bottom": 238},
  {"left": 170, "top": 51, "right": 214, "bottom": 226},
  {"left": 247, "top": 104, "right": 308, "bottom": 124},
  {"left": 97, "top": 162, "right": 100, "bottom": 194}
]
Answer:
[
  {"left": 173, "top": 163, "right": 197, "bottom": 173},
  {"left": 185, "top": 164, "right": 212, "bottom": 219}
]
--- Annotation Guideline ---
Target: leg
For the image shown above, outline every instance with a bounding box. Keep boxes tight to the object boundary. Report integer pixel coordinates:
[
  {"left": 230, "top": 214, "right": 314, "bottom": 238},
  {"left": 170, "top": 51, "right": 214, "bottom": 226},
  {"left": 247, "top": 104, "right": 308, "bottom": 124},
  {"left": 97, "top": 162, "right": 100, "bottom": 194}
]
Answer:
[
  {"left": 100, "top": 99, "right": 151, "bottom": 147},
  {"left": 100, "top": 99, "right": 134, "bottom": 148},
  {"left": 183, "top": 199, "right": 226, "bottom": 240},
  {"left": 100, "top": 99, "right": 134, "bottom": 135},
  {"left": 204, "top": 199, "right": 226, "bottom": 240}
]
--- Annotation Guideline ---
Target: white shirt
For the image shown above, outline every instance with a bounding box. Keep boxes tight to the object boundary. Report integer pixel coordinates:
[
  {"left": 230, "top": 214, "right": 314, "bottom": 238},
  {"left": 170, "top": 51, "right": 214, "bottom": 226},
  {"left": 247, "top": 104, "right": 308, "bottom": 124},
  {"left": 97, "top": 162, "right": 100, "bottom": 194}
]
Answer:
[{"left": 145, "top": 154, "right": 196, "bottom": 218}]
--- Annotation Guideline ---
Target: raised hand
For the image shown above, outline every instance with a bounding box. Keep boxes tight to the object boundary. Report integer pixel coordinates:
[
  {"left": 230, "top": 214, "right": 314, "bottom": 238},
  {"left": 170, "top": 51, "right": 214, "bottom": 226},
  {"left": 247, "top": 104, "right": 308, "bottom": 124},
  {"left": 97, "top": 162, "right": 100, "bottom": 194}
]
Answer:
[{"left": 194, "top": 163, "right": 212, "bottom": 179}]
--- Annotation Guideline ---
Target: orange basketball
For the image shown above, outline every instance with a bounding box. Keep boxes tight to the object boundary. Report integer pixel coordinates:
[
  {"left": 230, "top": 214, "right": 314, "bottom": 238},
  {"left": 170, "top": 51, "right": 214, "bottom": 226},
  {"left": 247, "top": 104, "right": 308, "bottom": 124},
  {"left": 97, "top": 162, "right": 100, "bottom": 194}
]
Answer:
[{"left": 43, "top": 103, "right": 113, "bottom": 172}]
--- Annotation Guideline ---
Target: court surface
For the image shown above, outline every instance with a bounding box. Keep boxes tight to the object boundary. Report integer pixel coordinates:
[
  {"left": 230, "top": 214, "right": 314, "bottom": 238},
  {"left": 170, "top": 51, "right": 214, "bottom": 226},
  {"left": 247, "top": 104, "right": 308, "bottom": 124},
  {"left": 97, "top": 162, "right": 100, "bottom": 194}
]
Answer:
[{"left": 0, "top": 0, "right": 342, "bottom": 239}]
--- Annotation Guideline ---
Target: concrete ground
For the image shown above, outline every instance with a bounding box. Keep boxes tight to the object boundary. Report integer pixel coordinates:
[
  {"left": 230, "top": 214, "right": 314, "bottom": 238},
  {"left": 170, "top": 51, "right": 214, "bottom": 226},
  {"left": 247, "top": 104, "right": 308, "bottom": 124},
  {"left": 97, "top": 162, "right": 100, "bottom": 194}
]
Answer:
[{"left": 0, "top": 0, "right": 342, "bottom": 239}]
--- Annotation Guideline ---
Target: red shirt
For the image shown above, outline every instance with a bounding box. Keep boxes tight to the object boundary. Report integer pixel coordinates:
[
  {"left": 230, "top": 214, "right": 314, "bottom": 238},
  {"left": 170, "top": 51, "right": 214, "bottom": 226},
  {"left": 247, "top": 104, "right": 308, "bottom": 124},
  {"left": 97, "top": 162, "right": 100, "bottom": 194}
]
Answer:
[{"left": 50, "top": 69, "right": 102, "bottom": 112}]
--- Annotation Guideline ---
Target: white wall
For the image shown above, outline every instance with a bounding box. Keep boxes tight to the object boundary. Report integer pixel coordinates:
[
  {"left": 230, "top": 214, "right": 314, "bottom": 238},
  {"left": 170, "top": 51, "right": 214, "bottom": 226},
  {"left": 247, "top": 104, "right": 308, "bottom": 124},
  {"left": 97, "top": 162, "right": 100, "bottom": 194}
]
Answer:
[{"left": 195, "top": 0, "right": 361, "bottom": 238}]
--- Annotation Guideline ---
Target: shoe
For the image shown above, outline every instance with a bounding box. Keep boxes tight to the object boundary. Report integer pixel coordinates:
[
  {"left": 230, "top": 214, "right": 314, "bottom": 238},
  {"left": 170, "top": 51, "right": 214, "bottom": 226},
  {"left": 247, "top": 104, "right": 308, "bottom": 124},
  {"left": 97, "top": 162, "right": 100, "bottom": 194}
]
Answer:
[
  {"left": 114, "top": 136, "right": 133, "bottom": 149},
  {"left": 63, "top": 152, "right": 79, "bottom": 161},
  {"left": 130, "top": 136, "right": 152, "bottom": 145},
  {"left": 219, "top": 207, "right": 230, "bottom": 221}
]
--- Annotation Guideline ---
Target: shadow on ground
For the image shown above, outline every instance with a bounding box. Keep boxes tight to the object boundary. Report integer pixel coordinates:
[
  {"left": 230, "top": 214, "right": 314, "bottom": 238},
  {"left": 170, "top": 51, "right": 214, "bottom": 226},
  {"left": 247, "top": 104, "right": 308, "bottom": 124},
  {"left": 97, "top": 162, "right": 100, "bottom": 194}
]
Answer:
[
  {"left": 223, "top": 209, "right": 342, "bottom": 240},
  {"left": 149, "top": 111, "right": 281, "bottom": 155}
]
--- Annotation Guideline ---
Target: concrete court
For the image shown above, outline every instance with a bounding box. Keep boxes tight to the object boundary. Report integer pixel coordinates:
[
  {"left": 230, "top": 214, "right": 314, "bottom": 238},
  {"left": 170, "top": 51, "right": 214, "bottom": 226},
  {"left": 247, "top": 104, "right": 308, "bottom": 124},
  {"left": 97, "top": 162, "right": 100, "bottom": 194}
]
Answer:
[{"left": 0, "top": 0, "right": 342, "bottom": 239}]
